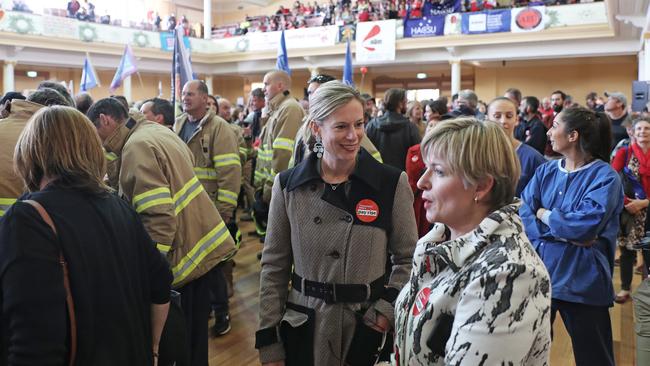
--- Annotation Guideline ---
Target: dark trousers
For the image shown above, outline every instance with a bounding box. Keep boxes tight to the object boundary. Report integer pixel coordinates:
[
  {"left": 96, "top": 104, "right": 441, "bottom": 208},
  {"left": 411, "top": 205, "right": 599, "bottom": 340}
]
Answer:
[
  {"left": 620, "top": 247, "right": 650, "bottom": 290},
  {"left": 551, "top": 299, "right": 614, "bottom": 366},
  {"left": 620, "top": 246, "right": 637, "bottom": 291},
  {"left": 178, "top": 274, "right": 210, "bottom": 366},
  {"left": 209, "top": 263, "right": 229, "bottom": 315}
]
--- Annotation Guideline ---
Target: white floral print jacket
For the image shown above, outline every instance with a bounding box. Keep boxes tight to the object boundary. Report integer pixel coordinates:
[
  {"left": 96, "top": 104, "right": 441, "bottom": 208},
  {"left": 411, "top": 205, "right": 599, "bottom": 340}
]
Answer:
[{"left": 394, "top": 202, "right": 552, "bottom": 366}]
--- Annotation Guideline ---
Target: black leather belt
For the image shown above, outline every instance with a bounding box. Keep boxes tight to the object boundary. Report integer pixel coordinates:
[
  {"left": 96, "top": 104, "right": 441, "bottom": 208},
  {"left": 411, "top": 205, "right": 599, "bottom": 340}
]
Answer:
[{"left": 291, "top": 273, "right": 385, "bottom": 304}]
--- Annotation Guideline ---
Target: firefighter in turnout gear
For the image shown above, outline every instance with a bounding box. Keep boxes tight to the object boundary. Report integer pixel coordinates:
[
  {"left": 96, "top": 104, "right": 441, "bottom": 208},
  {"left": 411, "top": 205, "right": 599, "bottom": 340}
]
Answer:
[
  {"left": 253, "top": 70, "right": 305, "bottom": 236},
  {"left": 174, "top": 80, "right": 242, "bottom": 337},
  {"left": 87, "top": 98, "right": 235, "bottom": 366}
]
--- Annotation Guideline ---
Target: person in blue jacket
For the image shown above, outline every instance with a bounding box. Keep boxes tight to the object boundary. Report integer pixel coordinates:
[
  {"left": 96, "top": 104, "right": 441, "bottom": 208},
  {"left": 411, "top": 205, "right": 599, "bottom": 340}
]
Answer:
[
  {"left": 520, "top": 106, "right": 623, "bottom": 366},
  {"left": 487, "top": 97, "right": 546, "bottom": 196}
]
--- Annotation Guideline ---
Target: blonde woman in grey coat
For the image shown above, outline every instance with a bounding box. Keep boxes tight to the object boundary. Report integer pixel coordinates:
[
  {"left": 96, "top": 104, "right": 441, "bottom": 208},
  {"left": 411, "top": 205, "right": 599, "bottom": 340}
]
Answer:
[{"left": 255, "top": 81, "right": 418, "bottom": 366}]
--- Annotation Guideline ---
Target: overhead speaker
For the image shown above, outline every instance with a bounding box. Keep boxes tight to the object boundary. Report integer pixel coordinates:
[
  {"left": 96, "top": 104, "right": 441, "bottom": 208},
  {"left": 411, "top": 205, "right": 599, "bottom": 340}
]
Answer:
[{"left": 632, "top": 81, "right": 650, "bottom": 112}]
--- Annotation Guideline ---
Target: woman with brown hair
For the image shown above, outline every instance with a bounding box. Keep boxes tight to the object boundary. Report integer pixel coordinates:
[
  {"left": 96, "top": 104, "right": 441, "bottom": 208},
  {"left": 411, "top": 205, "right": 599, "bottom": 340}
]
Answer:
[{"left": 0, "top": 106, "right": 172, "bottom": 365}]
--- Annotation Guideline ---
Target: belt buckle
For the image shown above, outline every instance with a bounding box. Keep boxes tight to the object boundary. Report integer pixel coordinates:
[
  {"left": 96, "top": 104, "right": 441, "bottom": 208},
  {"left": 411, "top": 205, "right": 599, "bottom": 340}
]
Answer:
[{"left": 324, "top": 283, "right": 337, "bottom": 304}]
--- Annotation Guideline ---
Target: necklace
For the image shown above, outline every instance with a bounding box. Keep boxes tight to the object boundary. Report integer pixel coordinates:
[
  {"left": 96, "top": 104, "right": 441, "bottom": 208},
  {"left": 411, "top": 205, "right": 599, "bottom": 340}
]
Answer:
[{"left": 329, "top": 183, "right": 341, "bottom": 191}]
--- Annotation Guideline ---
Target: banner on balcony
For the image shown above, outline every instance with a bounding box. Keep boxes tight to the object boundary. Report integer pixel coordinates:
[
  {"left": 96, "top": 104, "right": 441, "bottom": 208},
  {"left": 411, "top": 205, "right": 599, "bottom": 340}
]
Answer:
[
  {"left": 356, "top": 19, "right": 396, "bottom": 63},
  {"left": 461, "top": 9, "right": 511, "bottom": 34},
  {"left": 404, "top": 16, "right": 445, "bottom": 38},
  {"left": 444, "top": 13, "right": 462, "bottom": 35},
  {"left": 422, "top": 0, "right": 461, "bottom": 17},
  {"left": 511, "top": 6, "right": 546, "bottom": 32},
  {"left": 160, "top": 32, "right": 191, "bottom": 51}
]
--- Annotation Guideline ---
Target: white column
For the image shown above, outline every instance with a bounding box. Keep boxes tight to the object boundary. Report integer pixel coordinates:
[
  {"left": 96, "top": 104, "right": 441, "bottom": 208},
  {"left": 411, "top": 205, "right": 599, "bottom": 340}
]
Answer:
[
  {"left": 205, "top": 75, "right": 214, "bottom": 94},
  {"left": 641, "top": 40, "right": 650, "bottom": 81},
  {"left": 3, "top": 61, "right": 16, "bottom": 95},
  {"left": 450, "top": 59, "right": 461, "bottom": 96},
  {"left": 204, "top": 0, "right": 212, "bottom": 40},
  {"left": 123, "top": 75, "right": 132, "bottom": 104}
]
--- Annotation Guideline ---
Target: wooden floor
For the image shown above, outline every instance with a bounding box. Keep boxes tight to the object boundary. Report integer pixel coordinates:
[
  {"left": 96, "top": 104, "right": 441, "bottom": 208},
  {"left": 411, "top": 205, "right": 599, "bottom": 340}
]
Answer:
[{"left": 208, "top": 218, "right": 642, "bottom": 366}]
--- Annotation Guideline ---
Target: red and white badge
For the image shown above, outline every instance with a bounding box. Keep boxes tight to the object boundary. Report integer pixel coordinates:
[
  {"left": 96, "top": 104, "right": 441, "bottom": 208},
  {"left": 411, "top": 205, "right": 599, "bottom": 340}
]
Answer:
[
  {"left": 355, "top": 199, "right": 379, "bottom": 223},
  {"left": 412, "top": 287, "right": 431, "bottom": 316}
]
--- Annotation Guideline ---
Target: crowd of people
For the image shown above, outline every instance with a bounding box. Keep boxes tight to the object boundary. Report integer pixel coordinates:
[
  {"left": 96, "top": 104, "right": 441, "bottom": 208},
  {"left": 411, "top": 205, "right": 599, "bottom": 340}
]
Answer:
[
  {"left": 3, "top": 0, "right": 602, "bottom": 39},
  {"left": 0, "top": 69, "right": 647, "bottom": 366},
  {"left": 217, "top": 0, "right": 602, "bottom": 36}
]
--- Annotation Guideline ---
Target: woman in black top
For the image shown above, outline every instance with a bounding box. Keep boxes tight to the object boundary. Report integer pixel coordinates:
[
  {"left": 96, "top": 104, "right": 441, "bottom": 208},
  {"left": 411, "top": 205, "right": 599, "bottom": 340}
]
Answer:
[{"left": 0, "top": 106, "right": 172, "bottom": 365}]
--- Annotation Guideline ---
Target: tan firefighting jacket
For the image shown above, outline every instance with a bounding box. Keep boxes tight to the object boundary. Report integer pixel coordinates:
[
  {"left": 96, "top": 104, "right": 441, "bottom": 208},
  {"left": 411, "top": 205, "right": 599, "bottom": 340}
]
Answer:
[
  {"left": 0, "top": 100, "right": 43, "bottom": 217},
  {"left": 254, "top": 91, "right": 304, "bottom": 203},
  {"left": 174, "top": 110, "right": 242, "bottom": 222},
  {"left": 104, "top": 111, "right": 235, "bottom": 288}
]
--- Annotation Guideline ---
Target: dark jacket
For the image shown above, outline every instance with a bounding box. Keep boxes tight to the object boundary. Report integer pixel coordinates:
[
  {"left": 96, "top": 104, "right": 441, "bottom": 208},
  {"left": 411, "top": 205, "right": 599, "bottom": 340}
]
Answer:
[
  {"left": 366, "top": 111, "right": 421, "bottom": 171},
  {"left": 0, "top": 186, "right": 172, "bottom": 366},
  {"left": 514, "top": 115, "right": 547, "bottom": 156}
]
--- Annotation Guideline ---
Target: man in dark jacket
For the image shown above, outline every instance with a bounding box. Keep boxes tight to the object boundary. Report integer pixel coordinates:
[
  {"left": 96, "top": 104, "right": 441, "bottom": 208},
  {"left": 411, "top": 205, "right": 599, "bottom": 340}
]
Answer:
[
  {"left": 515, "top": 96, "right": 547, "bottom": 155},
  {"left": 443, "top": 89, "right": 480, "bottom": 120},
  {"left": 366, "top": 88, "right": 420, "bottom": 171}
]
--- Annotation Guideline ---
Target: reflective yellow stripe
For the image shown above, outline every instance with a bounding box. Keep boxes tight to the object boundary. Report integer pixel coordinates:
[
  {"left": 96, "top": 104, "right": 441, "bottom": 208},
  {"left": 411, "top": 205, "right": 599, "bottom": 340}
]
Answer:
[
  {"left": 257, "top": 148, "right": 272, "bottom": 161},
  {"left": 173, "top": 176, "right": 203, "bottom": 215},
  {"left": 0, "top": 198, "right": 17, "bottom": 217},
  {"left": 221, "top": 227, "right": 242, "bottom": 262},
  {"left": 217, "top": 189, "right": 238, "bottom": 206},
  {"left": 172, "top": 221, "right": 231, "bottom": 286},
  {"left": 239, "top": 147, "right": 248, "bottom": 155},
  {"left": 371, "top": 151, "right": 383, "bottom": 163},
  {"left": 132, "top": 187, "right": 173, "bottom": 213},
  {"left": 272, "top": 137, "right": 294, "bottom": 152},
  {"left": 105, "top": 151, "right": 118, "bottom": 162},
  {"left": 213, "top": 153, "right": 241, "bottom": 167},
  {"left": 194, "top": 167, "right": 218, "bottom": 181},
  {"left": 157, "top": 243, "right": 172, "bottom": 254}
]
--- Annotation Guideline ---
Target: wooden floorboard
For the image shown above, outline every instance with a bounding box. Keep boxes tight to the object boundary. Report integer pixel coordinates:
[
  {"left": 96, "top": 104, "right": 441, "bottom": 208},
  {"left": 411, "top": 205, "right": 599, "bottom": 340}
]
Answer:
[{"left": 209, "top": 218, "right": 641, "bottom": 365}]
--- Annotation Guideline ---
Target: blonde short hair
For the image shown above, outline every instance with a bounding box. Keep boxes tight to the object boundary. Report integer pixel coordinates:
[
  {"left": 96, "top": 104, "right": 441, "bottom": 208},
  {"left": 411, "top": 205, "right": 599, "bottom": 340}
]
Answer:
[
  {"left": 421, "top": 117, "right": 520, "bottom": 210},
  {"left": 14, "top": 106, "right": 110, "bottom": 194}
]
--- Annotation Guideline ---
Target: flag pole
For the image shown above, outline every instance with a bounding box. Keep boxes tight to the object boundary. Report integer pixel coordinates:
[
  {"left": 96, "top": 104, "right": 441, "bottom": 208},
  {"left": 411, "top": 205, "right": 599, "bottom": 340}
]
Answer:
[{"left": 136, "top": 71, "right": 144, "bottom": 89}]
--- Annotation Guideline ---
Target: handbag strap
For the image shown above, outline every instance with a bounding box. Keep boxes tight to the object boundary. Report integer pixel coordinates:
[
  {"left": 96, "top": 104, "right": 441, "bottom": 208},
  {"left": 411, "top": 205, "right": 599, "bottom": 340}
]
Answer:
[{"left": 23, "top": 199, "right": 77, "bottom": 366}]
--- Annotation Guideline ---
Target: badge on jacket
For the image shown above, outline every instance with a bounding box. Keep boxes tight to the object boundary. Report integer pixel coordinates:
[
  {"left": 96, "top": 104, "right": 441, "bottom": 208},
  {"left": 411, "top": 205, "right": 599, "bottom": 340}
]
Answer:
[{"left": 356, "top": 199, "right": 379, "bottom": 223}]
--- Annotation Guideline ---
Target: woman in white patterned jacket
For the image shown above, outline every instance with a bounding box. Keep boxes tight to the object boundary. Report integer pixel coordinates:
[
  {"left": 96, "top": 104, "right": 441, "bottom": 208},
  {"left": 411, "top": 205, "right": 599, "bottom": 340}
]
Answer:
[{"left": 394, "top": 117, "right": 552, "bottom": 366}]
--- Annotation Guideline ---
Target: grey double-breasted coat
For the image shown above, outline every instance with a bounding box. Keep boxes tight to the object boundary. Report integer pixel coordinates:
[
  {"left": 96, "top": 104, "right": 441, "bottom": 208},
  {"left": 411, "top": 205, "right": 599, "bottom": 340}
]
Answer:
[{"left": 257, "top": 149, "right": 418, "bottom": 365}]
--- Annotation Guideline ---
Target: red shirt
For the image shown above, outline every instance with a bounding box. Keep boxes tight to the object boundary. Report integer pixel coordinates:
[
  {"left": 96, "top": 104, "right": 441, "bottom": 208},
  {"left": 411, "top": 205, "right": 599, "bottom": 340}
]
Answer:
[
  {"left": 405, "top": 144, "right": 431, "bottom": 238},
  {"left": 612, "top": 143, "right": 650, "bottom": 204}
]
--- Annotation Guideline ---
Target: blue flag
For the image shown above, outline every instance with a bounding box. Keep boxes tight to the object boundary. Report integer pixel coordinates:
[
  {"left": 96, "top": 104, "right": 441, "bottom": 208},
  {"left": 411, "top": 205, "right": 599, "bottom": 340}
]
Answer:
[
  {"left": 343, "top": 39, "right": 354, "bottom": 87},
  {"left": 109, "top": 45, "right": 138, "bottom": 92},
  {"left": 171, "top": 27, "right": 196, "bottom": 113},
  {"left": 276, "top": 30, "right": 291, "bottom": 75},
  {"left": 80, "top": 54, "right": 99, "bottom": 92}
]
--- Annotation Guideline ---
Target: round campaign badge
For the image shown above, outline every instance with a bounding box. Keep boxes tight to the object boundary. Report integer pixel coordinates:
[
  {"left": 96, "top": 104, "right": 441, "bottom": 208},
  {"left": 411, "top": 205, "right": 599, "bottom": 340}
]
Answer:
[
  {"left": 355, "top": 199, "right": 379, "bottom": 223},
  {"left": 412, "top": 287, "right": 431, "bottom": 316}
]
